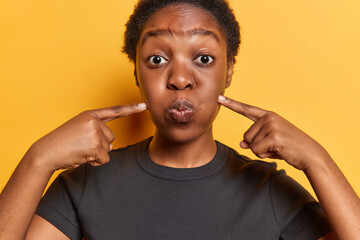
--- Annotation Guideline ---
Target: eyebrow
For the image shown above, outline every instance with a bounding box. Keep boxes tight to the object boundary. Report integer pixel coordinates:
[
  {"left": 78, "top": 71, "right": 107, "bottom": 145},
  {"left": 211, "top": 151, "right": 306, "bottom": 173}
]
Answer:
[{"left": 141, "top": 28, "right": 220, "bottom": 46}]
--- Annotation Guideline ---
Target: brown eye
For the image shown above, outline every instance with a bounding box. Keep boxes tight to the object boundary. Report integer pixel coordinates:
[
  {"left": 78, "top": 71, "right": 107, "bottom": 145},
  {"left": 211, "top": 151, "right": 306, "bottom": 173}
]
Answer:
[
  {"left": 148, "top": 55, "right": 167, "bottom": 65},
  {"left": 194, "top": 55, "right": 214, "bottom": 65}
]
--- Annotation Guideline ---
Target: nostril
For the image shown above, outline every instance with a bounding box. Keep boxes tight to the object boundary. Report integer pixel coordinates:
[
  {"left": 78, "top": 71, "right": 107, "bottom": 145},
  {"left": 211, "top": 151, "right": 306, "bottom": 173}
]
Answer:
[
  {"left": 167, "top": 75, "right": 194, "bottom": 90},
  {"left": 170, "top": 84, "right": 179, "bottom": 90},
  {"left": 185, "top": 84, "right": 192, "bottom": 89},
  {"left": 169, "top": 83, "right": 192, "bottom": 90}
]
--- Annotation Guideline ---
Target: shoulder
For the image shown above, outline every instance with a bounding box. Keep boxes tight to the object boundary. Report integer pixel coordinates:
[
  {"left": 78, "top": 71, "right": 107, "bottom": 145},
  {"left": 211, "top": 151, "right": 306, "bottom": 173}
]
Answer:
[
  {"left": 217, "top": 141, "right": 281, "bottom": 181},
  {"left": 219, "top": 142, "right": 310, "bottom": 198}
]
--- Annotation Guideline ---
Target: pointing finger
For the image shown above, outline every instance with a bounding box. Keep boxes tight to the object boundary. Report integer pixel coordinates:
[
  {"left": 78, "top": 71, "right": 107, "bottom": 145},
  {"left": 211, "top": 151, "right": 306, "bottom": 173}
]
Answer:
[
  {"left": 88, "top": 103, "right": 147, "bottom": 122},
  {"left": 218, "top": 95, "right": 267, "bottom": 122}
]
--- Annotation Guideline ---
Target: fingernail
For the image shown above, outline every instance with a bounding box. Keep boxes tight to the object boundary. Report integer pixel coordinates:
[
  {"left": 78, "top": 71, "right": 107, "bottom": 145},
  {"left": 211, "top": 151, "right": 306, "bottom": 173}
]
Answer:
[
  {"left": 240, "top": 140, "right": 250, "bottom": 149},
  {"left": 218, "top": 95, "right": 226, "bottom": 101},
  {"left": 137, "top": 103, "right": 147, "bottom": 109},
  {"left": 109, "top": 143, "right": 113, "bottom": 151}
]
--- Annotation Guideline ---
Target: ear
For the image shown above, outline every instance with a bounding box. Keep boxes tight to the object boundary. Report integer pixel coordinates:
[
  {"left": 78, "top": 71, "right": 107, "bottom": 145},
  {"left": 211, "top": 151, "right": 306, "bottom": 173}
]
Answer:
[
  {"left": 134, "top": 67, "right": 139, "bottom": 87},
  {"left": 225, "top": 59, "right": 234, "bottom": 88}
]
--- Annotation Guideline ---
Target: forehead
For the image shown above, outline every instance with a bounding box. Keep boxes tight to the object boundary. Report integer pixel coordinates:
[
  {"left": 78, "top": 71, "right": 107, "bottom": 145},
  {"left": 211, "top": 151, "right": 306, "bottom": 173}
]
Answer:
[{"left": 138, "top": 4, "right": 226, "bottom": 46}]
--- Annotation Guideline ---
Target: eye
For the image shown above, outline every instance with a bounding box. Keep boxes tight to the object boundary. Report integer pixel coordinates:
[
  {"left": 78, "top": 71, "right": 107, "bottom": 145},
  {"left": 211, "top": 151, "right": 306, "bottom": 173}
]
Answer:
[
  {"left": 194, "top": 55, "right": 214, "bottom": 65},
  {"left": 148, "top": 55, "right": 167, "bottom": 66}
]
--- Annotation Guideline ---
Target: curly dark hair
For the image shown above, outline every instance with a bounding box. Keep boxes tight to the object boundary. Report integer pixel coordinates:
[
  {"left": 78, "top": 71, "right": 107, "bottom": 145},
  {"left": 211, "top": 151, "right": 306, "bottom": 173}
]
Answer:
[{"left": 122, "top": 0, "right": 240, "bottom": 63}]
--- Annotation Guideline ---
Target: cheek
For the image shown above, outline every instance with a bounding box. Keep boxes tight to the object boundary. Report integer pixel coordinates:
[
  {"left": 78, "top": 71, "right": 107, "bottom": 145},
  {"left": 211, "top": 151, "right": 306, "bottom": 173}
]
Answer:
[
  {"left": 198, "top": 92, "right": 220, "bottom": 120},
  {"left": 137, "top": 67, "right": 164, "bottom": 101},
  {"left": 137, "top": 74, "right": 167, "bottom": 119},
  {"left": 195, "top": 65, "right": 228, "bottom": 99},
  {"left": 196, "top": 64, "right": 229, "bottom": 118},
  {"left": 194, "top": 83, "right": 224, "bottom": 122}
]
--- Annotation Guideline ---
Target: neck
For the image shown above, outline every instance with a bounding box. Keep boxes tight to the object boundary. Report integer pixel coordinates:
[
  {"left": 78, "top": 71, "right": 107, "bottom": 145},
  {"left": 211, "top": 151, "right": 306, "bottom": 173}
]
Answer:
[{"left": 149, "top": 128, "right": 217, "bottom": 168}]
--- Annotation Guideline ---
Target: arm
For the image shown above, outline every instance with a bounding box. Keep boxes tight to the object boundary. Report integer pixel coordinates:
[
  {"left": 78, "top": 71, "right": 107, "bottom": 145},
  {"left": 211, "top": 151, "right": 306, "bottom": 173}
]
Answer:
[
  {"left": 0, "top": 104, "right": 147, "bottom": 240},
  {"left": 305, "top": 155, "right": 360, "bottom": 239},
  {"left": 0, "top": 152, "right": 57, "bottom": 240},
  {"left": 218, "top": 95, "right": 360, "bottom": 240}
]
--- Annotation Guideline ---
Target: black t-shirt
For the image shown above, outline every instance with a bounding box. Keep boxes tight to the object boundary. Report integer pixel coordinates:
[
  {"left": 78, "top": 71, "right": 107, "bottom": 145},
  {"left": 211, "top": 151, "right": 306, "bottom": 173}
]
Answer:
[{"left": 36, "top": 138, "right": 331, "bottom": 239}]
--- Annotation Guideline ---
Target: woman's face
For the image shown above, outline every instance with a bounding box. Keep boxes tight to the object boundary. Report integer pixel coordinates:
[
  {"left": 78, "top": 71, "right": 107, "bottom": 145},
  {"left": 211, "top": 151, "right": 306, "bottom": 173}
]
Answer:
[{"left": 136, "top": 4, "right": 233, "bottom": 143}]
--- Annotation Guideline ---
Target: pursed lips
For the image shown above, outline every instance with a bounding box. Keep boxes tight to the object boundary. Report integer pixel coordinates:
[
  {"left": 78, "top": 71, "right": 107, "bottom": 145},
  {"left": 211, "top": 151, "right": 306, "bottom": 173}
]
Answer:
[{"left": 168, "top": 99, "right": 195, "bottom": 123}]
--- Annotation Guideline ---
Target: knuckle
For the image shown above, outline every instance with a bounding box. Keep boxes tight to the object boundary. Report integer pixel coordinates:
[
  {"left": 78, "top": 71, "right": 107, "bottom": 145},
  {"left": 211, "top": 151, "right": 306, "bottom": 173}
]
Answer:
[
  {"left": 251, "top": 145, "right": 267, "bottom": 159},
  {"left": 251, "top": 148, "right": 262, "bottom": 158},
  {"left": 111, "top": 106, "right": 122, "bottom": 114},
  {"left": 272, "top": 145, "right": 284, "bottom": 156},
  {"left": 265, "top": 111, "right": 277, "bottom": 121},
  {"left": 265, "top": 117, "right": 280, "bottom": 131},
  {"left": 88, "top": 118, "right": 97, "bottom": 126},
  {"left": 87, "top": 119, "right": 102, "bottom": 133},
  {"left": 130, "top": 104, "right": 137, "bottom": 110},
  {"left": 103, "top": 154, "right": 110, "bottom": 163},
  {"left": 86, "top": 155, "right": 97, "bottom": 164},
  {"left": 80, "top": 110, "right": 90, "bottom": 116},
  {"left": 250, "top": 143, "right": 257, "bottom": 152},
  {"left": 227, "top": 99, "right": 237, "bottom": 109},
  {"left": 275, "top": 146, "right": 283, "bottom": 153},
  {"left": 90, "top": 140, "right": 103, "bottom": 150},
  {"left": 81, "top": 110, "right": 96, "bottom": 120},
  {"left": 103, "top": 142, "right": 111, "bottom": 152},
  {"left": 240, "top": 102, "right": 252, "bottom": 111},
  {"left": 109, "top": 133, "right": 115, "bottom": 143},
  {"left": 269, "top": 132, "right": 281, "bottom": 142},
  {"left": 250, "top": 142, "right": 258, "bottom": 152},
  {"left": 267, "top": 121, "right": 278, "bottom": 131},
  {"left": 86, "top": 150, "right": 110, "bottom": 166},
  {"left": 243, "top": 132, "right": 252, "bottom": 143},
  {"left": 98, "top": 152, "right": 110, "bottom": 165}
]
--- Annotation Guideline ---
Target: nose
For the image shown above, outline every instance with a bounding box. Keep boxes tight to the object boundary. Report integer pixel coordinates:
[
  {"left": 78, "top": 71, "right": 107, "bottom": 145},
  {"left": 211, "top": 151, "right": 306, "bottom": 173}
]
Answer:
[{"left": 167, "top": 61, "right": 194, "bottom": 90}]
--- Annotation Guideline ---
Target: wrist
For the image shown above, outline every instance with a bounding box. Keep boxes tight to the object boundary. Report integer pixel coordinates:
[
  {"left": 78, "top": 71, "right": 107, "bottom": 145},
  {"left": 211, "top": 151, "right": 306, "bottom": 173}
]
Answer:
[
  {"left": 303, "top": 150, "right": 334, "bottom": 177},
  {"left": 22, "top": 145, "right": 56, "bottom": 177}
]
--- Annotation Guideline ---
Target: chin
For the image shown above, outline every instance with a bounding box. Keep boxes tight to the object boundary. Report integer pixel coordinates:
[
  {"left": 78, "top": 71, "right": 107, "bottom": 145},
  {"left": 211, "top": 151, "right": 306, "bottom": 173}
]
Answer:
[
  {"left": 169, "top": 129, "right": 205, "bottom": 144},
  {"left": 154, "top": 120, "right": 214, "bottom": 144}
]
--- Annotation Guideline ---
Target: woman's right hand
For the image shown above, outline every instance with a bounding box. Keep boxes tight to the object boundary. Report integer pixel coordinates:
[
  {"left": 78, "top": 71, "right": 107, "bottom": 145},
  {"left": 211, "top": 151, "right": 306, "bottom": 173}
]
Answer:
[{"left": 25, "top": 103, "right": 147, "bottom": 172}]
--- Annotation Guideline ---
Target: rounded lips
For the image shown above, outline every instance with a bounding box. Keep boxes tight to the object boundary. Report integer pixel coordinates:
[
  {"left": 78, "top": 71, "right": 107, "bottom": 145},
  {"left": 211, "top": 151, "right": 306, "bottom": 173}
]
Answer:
[{"left": 168, "top": 99, "right": 195, "bottom": 123}]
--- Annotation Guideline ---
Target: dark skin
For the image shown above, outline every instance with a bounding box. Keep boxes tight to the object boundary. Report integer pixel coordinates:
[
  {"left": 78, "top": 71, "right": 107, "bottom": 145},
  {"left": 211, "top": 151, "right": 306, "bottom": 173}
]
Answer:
[
  {"left": 0, "top": 3, "right": 358, "bottom": 239},
  {"left": 135, "top": 5, "right": 232, "bottom": 168}
]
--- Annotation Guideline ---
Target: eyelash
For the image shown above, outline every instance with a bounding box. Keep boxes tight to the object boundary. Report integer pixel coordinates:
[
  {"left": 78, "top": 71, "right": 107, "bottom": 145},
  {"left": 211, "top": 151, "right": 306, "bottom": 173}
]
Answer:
[
  {"left": 147, "top": 55, "right": 168, "bottom": 66},
  {"left": 194, "top": 54, "right": 215, "bottom": 66},
  {"left": 146, "top": 54, "right": 215, "bottom": 67}
]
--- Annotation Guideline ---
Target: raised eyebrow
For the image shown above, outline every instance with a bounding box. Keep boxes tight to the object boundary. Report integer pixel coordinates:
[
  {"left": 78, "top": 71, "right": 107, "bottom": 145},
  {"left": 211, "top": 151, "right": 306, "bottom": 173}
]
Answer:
[
  {"left": 141, "top": 29, "right": 169, "bottom": 46},
  {"left": 186, "top": 29, "right": 220, "bottom": 43},
  {"left": 141, "top": 28, "right": 220, "bottom": 46}
]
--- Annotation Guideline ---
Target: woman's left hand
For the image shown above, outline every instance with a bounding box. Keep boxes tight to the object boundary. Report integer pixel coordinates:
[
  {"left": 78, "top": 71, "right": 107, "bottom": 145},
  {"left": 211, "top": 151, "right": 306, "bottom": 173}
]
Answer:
[{"left": 218, "top": 95, "right": 330, "bottom": 171}]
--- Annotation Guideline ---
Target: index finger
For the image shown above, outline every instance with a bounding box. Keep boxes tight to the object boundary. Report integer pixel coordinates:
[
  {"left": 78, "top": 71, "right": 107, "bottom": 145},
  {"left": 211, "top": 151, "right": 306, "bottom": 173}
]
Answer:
[
  {"left": 218, "top": 95, "right": 267, "bottom": 121},
  {"left": 89, "top": 103, "right": 147, "bottom": 122}
]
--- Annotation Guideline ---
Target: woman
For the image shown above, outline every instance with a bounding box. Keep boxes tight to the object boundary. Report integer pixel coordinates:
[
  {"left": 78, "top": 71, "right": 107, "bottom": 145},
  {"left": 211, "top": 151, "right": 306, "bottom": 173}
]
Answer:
[{"left": 0, "top": 0, "right": 359, "bottom": 239}]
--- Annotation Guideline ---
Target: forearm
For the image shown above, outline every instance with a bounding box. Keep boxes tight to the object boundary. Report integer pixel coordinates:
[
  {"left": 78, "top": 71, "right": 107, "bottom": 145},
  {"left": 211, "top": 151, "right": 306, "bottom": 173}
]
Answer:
[
  {"left": 305, "top": 154, "right": 360, "bottom": 240},
  {"left": 0, "top": 154, "right": 54, "bottom": 240},
  {"left": 0, "top": 106, "right": 136, "bottom": 239}
]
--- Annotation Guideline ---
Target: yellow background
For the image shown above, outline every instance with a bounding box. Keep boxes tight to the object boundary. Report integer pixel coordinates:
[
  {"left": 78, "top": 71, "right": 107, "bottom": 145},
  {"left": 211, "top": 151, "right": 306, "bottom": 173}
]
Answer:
[{"left": 1, "top": 0, "right": 359, "bottom": 197}]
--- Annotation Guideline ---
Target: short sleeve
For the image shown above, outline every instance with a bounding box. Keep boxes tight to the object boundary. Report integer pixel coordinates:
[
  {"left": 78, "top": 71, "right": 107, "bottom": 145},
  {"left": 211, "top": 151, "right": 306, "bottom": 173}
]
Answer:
[
  {"left": 270, "top": 170, "right": 332, "bottom": 240},
  {"left": 36, "top": 165, "right": 89, "bottom": 240}
]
